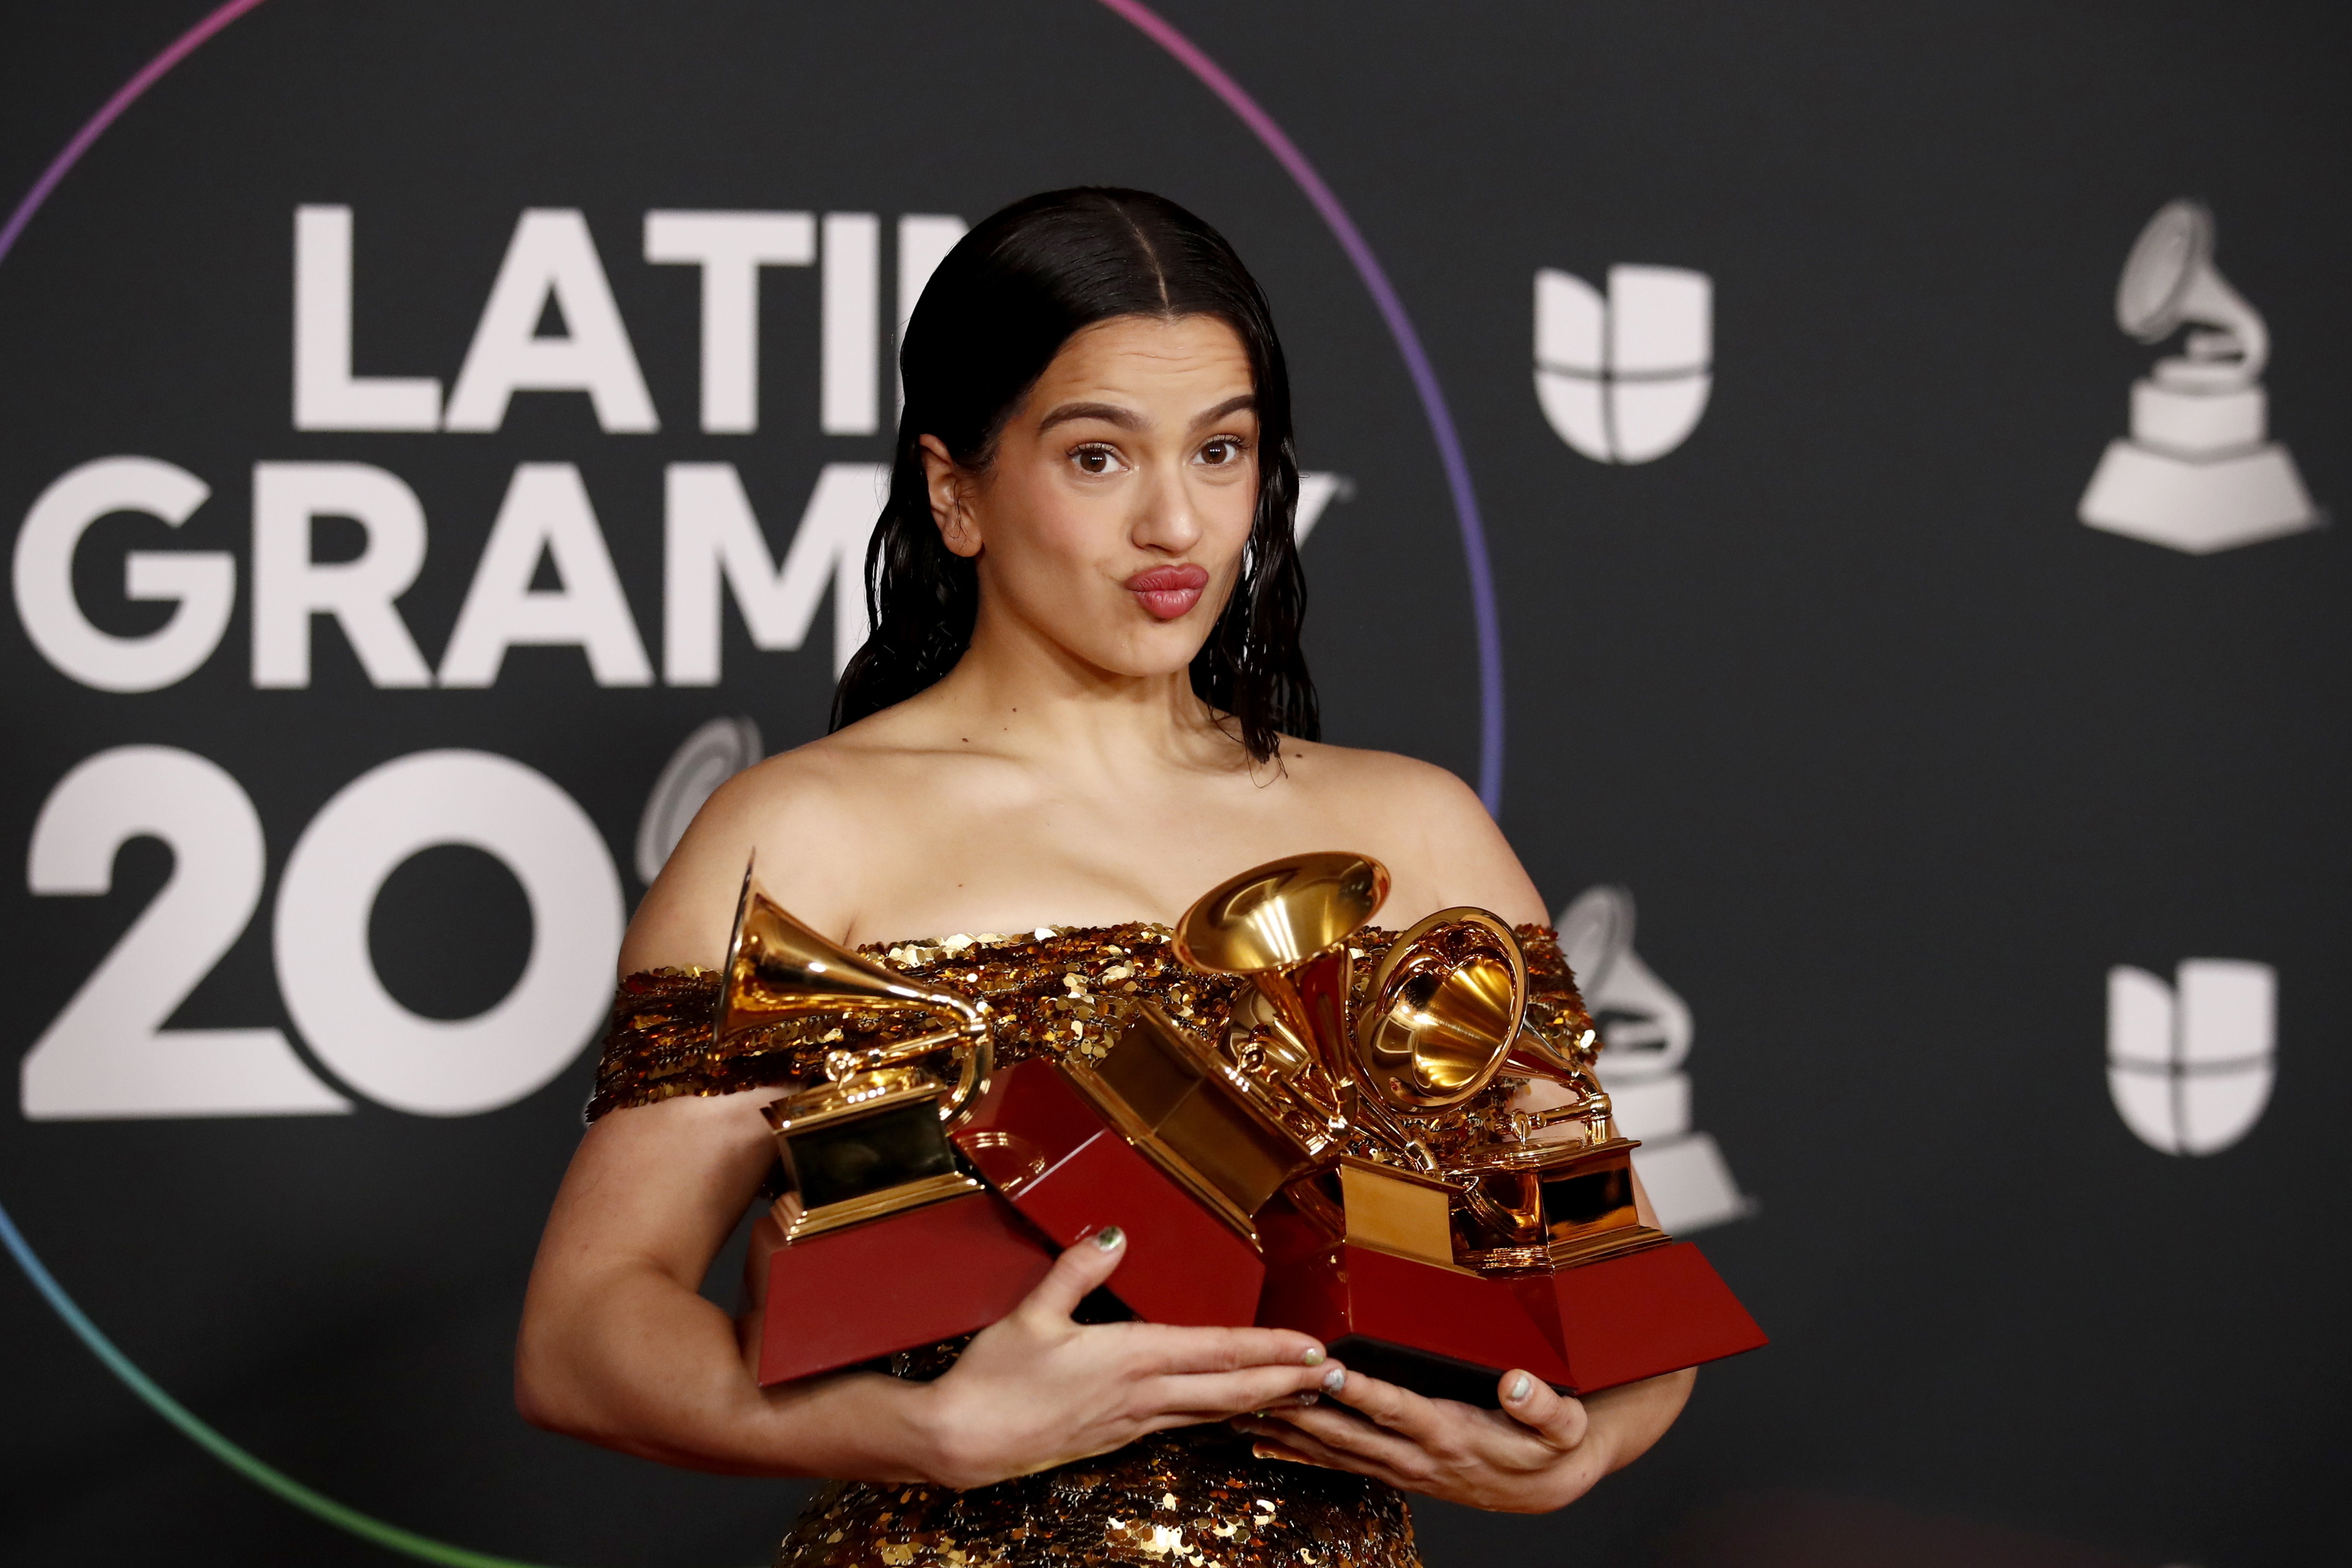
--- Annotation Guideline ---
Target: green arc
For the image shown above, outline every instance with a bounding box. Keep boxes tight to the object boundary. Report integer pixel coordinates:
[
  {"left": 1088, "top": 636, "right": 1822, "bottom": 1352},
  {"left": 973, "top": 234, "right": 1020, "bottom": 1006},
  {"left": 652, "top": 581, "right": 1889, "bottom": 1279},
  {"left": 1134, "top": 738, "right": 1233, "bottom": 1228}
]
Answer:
[{"left": 0, "top": 1195, "right": 568, "bottom": 1568}]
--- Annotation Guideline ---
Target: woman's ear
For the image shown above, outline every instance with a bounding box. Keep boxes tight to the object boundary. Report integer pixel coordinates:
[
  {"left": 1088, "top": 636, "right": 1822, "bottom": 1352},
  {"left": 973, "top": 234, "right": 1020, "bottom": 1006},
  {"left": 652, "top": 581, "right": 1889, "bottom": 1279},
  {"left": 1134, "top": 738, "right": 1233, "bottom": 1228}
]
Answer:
[{"left": 919, "top": 435, "right": 983, "bottom": 559}]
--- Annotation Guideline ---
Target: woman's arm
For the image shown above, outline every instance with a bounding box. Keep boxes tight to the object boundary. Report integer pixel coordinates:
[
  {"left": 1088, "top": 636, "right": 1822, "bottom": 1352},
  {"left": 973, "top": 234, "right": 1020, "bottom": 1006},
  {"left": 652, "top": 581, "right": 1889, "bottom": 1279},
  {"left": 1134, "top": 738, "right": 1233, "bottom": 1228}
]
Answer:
[
  {"left": 514, "top": 1083, "right": 1347, "bottom": 1487},
  {"left": 514, "top": 1089, "right": 924, "bottom": 1477}
]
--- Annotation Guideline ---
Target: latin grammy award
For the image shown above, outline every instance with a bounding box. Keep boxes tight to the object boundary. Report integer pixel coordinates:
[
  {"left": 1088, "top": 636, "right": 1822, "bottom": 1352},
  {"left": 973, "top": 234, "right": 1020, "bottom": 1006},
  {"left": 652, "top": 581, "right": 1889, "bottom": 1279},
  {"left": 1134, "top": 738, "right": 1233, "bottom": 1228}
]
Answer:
[
  {"left": 2079, "top": 198, "right": 2315, "bottom": 555},
  {"left": 717, "top": 864, "right": 1055, "bottom": 1386},
  {"left": 718, "top": 852, "right": 1762, "bottom": 1400}
]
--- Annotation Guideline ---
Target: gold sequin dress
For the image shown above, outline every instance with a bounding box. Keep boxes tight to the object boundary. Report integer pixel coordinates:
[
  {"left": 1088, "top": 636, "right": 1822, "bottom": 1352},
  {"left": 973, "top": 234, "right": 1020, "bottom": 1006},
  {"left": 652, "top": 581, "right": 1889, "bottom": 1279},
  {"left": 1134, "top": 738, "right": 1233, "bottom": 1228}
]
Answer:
[{"left": 589, "top": 922, "right": 1592, "bottom": 1568}]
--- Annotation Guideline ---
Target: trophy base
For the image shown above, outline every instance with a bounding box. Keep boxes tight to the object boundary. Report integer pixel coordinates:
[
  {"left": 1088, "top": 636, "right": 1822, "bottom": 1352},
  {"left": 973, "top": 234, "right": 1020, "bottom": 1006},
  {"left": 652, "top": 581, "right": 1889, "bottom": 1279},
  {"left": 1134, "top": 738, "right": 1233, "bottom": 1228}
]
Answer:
[
  {"left": 1256, "top": 1201, "right": 1573, "bottom": 1406},
  {"left": 1256, "top": 1205, "right": 1765, "bottom": 1403},
  {"left": 755, "top": 1191, "right": 1054, "bottom": 1386},
  {"left": 2078, "top": 438, "right": 2316, "bottom": 554},
  {"left": 1533, "top": 1239, "right": 1767, "bottom": 1393},
  {"left": 952, "top": 1058, "right": 1266, "bottom": 1325}
]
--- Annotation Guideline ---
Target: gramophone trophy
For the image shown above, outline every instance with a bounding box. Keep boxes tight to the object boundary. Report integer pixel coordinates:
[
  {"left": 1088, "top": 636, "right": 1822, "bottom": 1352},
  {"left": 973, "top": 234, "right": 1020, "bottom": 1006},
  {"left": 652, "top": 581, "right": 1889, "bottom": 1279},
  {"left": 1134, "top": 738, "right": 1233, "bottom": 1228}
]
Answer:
[
  {"left": 1363, "top": 919, "right": 1763, "bottom": 1396},
  {"left": 952, "top": 1003, "right": 1321, "bottom": 1325},
  {"left": 719, "top": 864, "right": 1054, "bottom": 1386},
  {"left": 1173, "top": 855, "right": 1766, "bottom": 1403},
  {"left": 948, "top": 861, "right": 1338, "bottom": 1324},
  {"left": 722, "top": 846, "right": 1760, "bottom": 1399},
  {"left": 2078, "top": 199, "right": 2316, "bottom": 555}
]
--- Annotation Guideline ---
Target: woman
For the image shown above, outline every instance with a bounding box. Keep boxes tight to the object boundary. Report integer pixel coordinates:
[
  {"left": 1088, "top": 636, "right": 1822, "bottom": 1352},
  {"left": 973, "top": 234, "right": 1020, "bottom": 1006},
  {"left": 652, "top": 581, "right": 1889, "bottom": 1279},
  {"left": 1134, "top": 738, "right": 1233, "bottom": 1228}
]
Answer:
[{"left": 517, "top": 188, "right": 1692, "bottom": 1566}]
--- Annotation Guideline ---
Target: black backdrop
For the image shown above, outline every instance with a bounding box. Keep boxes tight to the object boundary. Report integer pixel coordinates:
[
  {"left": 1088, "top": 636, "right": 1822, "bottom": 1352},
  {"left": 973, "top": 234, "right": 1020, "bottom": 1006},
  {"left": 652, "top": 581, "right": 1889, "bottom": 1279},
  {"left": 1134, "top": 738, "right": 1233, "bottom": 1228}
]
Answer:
[{"left": 2, "top": 3, "right": 2344, "bottom": 1565}]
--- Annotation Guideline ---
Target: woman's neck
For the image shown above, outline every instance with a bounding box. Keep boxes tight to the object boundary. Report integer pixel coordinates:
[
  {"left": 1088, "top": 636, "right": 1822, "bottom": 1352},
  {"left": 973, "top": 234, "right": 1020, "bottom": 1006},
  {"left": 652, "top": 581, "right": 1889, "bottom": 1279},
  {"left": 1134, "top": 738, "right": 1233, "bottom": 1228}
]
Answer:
[{"left": 920, "top": 598, "right": 1236, "bottom": 777}]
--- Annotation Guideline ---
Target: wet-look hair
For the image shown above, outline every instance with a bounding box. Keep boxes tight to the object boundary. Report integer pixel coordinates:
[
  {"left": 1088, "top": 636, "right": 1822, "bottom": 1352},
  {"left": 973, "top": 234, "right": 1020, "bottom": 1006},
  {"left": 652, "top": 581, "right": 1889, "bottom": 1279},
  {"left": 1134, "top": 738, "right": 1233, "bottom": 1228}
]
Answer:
[{"left": 828, "top": 187, "right": 1318, "bottom": 761}]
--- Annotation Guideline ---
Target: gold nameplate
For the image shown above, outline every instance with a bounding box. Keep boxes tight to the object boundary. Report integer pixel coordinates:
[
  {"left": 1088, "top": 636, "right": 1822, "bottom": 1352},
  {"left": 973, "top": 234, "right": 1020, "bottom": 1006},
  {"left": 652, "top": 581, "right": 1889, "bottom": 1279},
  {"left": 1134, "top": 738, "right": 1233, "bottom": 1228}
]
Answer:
[
  {"left": 1452, "top": 1137, "right": 1667, "bottom": 1269},
  {"left": 763, "top": 1066, "right": 983, "bottom": 1243},
  {"left": 1060, "top": 1002, "right": 1321, "bottom": 1246},
  {"left": 1334, "top": 1156, "right": 1464, "bottom": 1269}
]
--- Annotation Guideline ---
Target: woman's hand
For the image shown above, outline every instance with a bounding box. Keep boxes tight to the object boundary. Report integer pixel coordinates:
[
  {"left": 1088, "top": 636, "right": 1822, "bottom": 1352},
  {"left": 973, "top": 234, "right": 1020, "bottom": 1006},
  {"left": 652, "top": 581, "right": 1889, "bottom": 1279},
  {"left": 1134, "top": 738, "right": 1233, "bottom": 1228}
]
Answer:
[
  {"left": 1230, "top": 1364, "right": 1694, "bottom": 1514},
  {"left": 913, "top": 1227, "right": 1344, "bottom": 1491}
]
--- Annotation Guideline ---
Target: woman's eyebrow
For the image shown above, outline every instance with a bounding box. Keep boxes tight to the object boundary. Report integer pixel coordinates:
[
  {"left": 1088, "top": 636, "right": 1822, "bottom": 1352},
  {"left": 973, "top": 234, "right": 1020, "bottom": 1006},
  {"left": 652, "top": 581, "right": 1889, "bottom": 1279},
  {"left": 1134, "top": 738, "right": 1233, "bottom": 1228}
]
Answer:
[
  {"left": 1188, "top": 393, "right": 1256, "bottom": 430},
  {"left": 1036, "top": 400, "right": 1142, "bottom": 433}
]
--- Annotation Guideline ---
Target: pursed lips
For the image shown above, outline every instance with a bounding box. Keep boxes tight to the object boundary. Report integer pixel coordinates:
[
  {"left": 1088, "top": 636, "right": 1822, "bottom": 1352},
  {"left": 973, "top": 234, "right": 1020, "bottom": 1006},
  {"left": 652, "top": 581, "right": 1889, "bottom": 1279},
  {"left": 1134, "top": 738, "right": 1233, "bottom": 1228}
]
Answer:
[{"left": 1125, "top": 564, "right": 1210, "bottom": 620}]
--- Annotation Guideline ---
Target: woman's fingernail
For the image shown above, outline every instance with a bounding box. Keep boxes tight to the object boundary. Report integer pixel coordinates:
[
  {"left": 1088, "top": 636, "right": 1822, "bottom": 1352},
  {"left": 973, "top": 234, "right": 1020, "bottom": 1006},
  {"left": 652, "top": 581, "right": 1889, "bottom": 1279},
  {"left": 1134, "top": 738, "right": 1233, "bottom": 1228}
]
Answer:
[
  {"left": 1294, "top": 1390, "right": 1319, "bottom": 1406},
  {"left": 1092, "top": 1226, "right": 1125, "bottom": 1252},
  {"left": 1507, "top": 1373, "right": 1534, "bottom": 1403},
  {"left": 1300, "top": 1346, "right": 1325, "bottom": 1367},
  {"left": 1320, "top": 1366, "right": 1346, "bottom": 1394}
]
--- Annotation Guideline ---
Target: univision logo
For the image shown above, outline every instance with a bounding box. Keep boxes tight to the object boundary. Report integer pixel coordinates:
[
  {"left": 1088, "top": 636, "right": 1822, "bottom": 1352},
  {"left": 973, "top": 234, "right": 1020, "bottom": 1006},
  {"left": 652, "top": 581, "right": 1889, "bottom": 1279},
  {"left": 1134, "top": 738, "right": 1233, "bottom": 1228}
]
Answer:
[
  {"left": 2106, "top": 959, "right": 2275, "bottom": 1155},
  {"left": 1533, "top": 264, "right": 1712, "bottom": 464}
]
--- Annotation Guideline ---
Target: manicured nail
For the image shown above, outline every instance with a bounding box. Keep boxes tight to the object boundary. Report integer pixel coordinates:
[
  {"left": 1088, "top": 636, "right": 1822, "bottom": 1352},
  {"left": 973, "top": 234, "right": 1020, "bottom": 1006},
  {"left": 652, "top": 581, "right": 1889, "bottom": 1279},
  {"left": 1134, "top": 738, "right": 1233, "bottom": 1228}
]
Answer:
[
  {"left": 1320, "top": 1366, "right": 1346, "bottom": 1394},
  {"left": 1300, "top": 1346, "right": 1325, "bottom": 1367},
  {"left": 1092, "top": 1226, "right": 1125, "bottom": 1252},
  {"left": 1294, "top": 1390, "right": 1319, "bottom": 1406},
  {"left": 1507, "top": 1373, "right": 1534, "bottom": 1403}
]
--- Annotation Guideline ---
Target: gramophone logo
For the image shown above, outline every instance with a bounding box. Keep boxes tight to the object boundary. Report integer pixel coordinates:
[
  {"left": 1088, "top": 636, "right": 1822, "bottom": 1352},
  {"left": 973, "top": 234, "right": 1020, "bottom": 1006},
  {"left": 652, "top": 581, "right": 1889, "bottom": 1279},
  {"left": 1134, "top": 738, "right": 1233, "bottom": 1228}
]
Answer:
[
  {"left": 2078, "top": 201, "right": 2318, "bottom": 554},
  {"left": 2107, "top": 959, "right": 2275, "bottom": 1155},
  {"left": 635, "top": 714, "right": 766, "bottom": 884},
  {"left": 1534, "top": 265, "right": 1713, "bottom": 463},
  {"left": 1557, "top": 885, "right": 1750, "bottom": 1232}
]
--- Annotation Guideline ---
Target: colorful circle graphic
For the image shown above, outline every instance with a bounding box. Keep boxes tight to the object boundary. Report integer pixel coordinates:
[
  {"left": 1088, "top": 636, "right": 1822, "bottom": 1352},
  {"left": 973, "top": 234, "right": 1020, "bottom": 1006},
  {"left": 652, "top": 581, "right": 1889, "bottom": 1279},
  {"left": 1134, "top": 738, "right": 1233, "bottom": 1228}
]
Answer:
[{"left": 0, "top": 1, "right": 1504, "bottom": 1561}]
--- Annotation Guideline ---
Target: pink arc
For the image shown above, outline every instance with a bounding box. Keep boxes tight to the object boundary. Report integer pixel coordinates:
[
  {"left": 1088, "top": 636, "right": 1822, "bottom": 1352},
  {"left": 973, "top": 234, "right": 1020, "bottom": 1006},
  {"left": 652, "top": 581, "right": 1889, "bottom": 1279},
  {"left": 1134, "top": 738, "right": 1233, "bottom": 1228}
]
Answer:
[{"left": 0, "top": 0, "right": 271, "bottom": 267}]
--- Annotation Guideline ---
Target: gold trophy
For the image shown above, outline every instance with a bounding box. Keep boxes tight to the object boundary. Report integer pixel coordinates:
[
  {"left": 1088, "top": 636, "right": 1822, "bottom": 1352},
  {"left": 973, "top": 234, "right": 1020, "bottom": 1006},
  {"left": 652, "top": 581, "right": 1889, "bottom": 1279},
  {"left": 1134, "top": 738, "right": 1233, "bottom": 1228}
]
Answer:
[
  {"left": 1050, "top": 1003, "right": 1328, "bottom": 1244},
  {"left": 952, "top": 997, "right": 1326, "bottom": 1325},
  {"left": 1347, "top": 892, "right": 1762, "bottom": 1398},
  {"left": 1357, "top": 912, "right": 1666, "bottom": 1272},
  {"left": 1174, "top": 851, "right": 1390, "bottom": 1108},
  {"left": 720, "top": 862, "right": 994, "bottom": 1240},
  {"left": 1176, "top": 857, "right": 1473, "bottom": 1250},
  {"left": 1176, "top": 854, "right": 1765, "bottom": 1402},
  {"left": 718, "top": 864, "right": 1053, "bottom": 1384}
]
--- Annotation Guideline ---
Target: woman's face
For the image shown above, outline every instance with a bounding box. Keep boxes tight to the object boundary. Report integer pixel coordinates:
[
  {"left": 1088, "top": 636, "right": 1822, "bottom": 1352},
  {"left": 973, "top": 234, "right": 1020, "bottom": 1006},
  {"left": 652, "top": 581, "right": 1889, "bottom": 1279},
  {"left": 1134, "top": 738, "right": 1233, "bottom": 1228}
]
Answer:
[{"left": 924, "top": 312, "right": 1261, "bottom": 682}]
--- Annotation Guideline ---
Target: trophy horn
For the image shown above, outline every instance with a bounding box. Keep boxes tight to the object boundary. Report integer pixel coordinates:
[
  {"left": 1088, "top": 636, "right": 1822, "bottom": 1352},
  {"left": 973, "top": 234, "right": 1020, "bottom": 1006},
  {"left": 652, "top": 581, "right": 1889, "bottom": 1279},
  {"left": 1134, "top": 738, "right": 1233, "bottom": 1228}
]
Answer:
[
  {"left": 1354, "top": 907, "right": 1529, "bottom": 1113},
  {"left": 717, "top": 859, "right": 991, "bottom": 1120},
  {"left": 1172, "top": 851, "right": 1390, "bottom": 1087}
]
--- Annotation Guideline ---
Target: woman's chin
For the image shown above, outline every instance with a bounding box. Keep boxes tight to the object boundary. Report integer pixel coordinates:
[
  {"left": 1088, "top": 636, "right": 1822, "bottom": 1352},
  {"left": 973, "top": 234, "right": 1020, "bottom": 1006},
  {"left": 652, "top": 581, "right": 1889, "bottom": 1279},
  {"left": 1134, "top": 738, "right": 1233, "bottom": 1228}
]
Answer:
[{"left": 1066, "top": 626, "right": 1213, "bottom": 683}]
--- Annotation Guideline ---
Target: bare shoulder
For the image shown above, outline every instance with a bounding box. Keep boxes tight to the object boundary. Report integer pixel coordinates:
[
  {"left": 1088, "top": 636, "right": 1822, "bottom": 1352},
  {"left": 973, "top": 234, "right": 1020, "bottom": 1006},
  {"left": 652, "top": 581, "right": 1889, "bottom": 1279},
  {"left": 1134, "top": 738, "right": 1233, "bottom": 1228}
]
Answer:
[
  {"left": 1274, "top": 738, "right": 1489, "bottom": 840},
  {"left": 1272, "top": 740, "right": 1547, "bottom": 926},
  {"left": 618, "top": 731, "right": 887, "bottom": 974},
  {"left": 1277, "top": 739, "right": 1467, "bottom": 808}
]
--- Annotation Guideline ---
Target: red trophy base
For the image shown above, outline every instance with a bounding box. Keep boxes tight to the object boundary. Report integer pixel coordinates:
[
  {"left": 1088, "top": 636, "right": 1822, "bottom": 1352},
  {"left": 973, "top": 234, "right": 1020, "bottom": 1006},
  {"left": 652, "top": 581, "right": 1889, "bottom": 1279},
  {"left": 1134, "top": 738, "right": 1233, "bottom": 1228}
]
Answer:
[
  {"left": 952, "top": 1058, "right": 1265, "bottom": 1325},
  {"left": 1256, "top": 1206, "right": 1765, "bottom": 1404},
  {"left": 1259, "top": 1230, "right": 1571, "bottom": 1406},
  {"left": 1533, "top": 1238, "right": 1768, "bottom": 1394},
  {"left": 755, "top": 1191, "right": 1054, "bottom": 1386}
]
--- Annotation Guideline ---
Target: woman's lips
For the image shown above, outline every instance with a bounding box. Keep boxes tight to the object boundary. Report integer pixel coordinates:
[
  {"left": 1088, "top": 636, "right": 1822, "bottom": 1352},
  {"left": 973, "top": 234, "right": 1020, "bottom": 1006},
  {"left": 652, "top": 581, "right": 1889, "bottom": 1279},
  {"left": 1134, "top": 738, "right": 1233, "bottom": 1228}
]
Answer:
[{"left": 1125, "top": 564, "right": 1210, "bottom": 621}]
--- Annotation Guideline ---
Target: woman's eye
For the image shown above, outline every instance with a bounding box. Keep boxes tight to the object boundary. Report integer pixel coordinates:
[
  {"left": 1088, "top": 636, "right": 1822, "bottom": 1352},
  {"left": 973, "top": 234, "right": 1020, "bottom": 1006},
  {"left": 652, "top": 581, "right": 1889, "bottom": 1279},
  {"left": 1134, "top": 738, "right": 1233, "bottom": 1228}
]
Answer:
[
  {"left": 1073, "top": 446, "right": 1119, "bottom": 475},
  {"left": 1200, "top": 437, "right": 1245, "bottom": 466}
]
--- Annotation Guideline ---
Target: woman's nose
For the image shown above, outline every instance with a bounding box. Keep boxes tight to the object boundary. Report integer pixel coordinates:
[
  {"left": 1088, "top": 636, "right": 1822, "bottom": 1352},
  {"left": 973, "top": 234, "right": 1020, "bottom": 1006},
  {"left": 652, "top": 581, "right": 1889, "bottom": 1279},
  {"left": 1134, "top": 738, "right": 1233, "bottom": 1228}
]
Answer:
[{"left": 1130, "top": 464, "right": 1205, "bottom": 554}]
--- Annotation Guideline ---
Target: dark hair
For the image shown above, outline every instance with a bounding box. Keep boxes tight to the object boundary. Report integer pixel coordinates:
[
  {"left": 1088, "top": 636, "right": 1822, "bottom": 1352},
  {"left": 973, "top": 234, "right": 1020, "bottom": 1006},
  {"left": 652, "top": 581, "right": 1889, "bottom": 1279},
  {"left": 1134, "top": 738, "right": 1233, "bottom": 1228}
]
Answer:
[{"left": 828, "top": 187, "right": 1318, "bottom": 761}]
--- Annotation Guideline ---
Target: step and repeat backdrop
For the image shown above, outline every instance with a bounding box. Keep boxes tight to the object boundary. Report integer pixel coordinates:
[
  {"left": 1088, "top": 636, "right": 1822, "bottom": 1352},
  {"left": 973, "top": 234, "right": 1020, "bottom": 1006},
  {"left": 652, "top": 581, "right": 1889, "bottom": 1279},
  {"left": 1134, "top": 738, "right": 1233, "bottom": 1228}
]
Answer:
[{"left": 2, "top": 2, "right": 2341, "bottom": 1565}]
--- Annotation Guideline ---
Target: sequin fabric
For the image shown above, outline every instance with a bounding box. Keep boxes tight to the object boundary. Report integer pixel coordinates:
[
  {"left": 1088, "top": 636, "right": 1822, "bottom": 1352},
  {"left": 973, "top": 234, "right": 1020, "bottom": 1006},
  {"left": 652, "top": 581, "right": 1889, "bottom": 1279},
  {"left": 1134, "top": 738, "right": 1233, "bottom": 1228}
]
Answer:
[
  {"left": 779, "top": 1426, "right": 1417, "bottom": 1568},
  {"left": 586, "top": 923, "right": 1589, "bottom": 1568}
]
